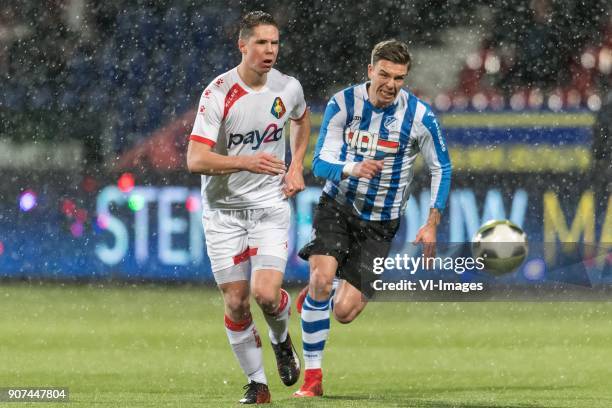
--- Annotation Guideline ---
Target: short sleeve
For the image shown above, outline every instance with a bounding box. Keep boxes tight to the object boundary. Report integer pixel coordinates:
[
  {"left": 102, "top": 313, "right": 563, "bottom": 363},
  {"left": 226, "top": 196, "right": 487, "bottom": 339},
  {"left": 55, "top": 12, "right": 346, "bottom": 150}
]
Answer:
[
  {"left": 289, "top": 79, "right": 307, "bottom": 120},
  {"left": 190, "top": 86, "right": 223, "bottom": 147}
]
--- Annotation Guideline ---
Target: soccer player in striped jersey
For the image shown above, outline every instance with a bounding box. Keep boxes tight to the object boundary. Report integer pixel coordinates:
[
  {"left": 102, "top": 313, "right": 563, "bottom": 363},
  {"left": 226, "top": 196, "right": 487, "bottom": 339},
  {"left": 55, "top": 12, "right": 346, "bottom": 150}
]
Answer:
[
  {"left": 293, "top": 40, "right": 452, "bottom": 398},
  {"left": 187, "top": 11, "right": 310, "bottom": 404}
]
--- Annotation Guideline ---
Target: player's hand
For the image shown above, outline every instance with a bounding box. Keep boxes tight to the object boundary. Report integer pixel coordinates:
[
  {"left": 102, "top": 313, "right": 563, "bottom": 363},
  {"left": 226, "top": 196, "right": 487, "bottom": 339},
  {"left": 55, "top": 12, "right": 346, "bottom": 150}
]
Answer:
[
  {"left": 351, "top": 160, "right": 384, "bottom": 179},
  {"left": 242, "top": 152, "right": 286, "bottom": 176},
  {"left": 282, "top": 164, "right": 305, "bottom": 198},
  {"left": 413, "top": 223, "right": 437, "bottom": 260}
]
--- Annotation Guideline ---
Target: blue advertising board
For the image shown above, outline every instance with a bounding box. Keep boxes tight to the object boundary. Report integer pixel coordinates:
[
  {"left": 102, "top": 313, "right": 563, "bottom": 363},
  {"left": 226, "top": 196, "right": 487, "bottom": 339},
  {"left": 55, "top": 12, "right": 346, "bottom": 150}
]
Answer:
[
  {"left": 1, "top": 179, "right": 609, "bottom": 284},
  {"left": 0, "top": 112, "right": 609, "bottom": 285}
]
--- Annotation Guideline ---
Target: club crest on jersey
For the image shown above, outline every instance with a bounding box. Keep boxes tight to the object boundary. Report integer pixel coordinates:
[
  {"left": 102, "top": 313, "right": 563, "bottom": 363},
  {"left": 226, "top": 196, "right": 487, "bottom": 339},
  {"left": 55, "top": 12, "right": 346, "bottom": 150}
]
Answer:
[
  {"left": 384, "top": 116, "right": 398, "bottom": 131},
  {"left": 270, "top": 97, "right": 286, "bottom": 119},
  {"left": 345, "top": 129, "right": 399, "bottom": 156}
]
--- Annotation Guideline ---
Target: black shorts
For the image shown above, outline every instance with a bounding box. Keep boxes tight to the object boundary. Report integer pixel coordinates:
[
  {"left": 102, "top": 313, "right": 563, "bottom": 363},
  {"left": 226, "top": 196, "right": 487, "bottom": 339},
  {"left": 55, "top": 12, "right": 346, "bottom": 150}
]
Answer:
[{"left": 298, "top": 194, "right": 400, "bottom": 297}]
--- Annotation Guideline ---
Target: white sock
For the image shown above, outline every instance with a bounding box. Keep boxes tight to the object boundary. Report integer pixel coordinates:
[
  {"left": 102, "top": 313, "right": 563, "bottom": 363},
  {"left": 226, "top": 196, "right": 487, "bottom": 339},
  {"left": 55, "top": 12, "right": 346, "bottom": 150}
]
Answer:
[
  {"left": 263, "top": 288, "right": 290, "bottom": 345},
  {"left": 301, "top": 294, "right": 331, "bottom": 370},
  {"left": 225, "top": 314, "right": 267, "bottom": 384}
]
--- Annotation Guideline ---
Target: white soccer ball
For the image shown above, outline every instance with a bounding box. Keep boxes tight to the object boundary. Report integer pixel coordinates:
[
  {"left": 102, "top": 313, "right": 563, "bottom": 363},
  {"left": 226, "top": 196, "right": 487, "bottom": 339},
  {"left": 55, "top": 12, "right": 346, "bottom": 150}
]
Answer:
[{"left": 471, "top": 219, "right": 528, "bottom": 275}]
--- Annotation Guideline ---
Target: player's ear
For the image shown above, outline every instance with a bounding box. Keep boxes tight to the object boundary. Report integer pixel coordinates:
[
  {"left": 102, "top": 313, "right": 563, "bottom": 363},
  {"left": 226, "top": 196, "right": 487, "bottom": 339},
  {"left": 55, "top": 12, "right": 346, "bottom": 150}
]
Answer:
[
  {"left": 238, "top": 37, "right": 247, "bottom": 54},
  {"left": 367, "top": 64, "right": 374, "bottom": 80}
]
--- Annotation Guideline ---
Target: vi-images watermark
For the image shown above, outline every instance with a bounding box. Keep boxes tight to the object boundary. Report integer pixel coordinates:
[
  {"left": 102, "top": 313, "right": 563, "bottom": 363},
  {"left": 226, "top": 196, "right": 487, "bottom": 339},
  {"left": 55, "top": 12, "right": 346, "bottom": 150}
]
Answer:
[{"left": 370, "top": 254, "right": 487, "bottom": 294}]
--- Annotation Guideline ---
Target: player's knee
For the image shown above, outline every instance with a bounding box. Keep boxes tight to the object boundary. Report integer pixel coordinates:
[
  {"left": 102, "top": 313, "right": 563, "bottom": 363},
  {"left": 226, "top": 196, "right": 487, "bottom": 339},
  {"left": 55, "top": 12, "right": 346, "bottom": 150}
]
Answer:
[
  {"left": 251, "top": 286, "right": 277, "bottom": 313},
  {"left": 332, "top": 295, "right": 363, "bottom": 324},
  {"left": 224, "top": 293, "right": 250, "bottom": 318},
  {"left": 333, "top": 306, "right": 356, "bottom": 324},
  {"left": 309, "top": 268, "right": 333, "bottom": 298}
]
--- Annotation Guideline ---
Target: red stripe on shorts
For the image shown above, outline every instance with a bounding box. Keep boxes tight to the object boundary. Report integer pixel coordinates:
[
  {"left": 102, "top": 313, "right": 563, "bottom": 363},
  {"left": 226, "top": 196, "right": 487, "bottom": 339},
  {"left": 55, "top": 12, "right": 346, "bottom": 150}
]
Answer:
[{"left": 232, "top": 247, "right": 251, "bottom": 265}]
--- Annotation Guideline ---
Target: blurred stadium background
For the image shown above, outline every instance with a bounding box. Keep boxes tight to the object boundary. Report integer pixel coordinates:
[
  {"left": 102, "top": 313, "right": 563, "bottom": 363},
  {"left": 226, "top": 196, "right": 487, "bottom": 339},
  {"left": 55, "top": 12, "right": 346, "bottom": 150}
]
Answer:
[{"left": 0, "top": 1, "right": 611, "bottom": 406}]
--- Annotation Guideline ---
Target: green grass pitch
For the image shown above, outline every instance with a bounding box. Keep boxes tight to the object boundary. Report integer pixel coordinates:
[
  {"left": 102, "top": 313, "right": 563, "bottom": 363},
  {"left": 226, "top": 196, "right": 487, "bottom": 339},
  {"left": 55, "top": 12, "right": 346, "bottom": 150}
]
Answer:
[{"left": 1, "top": 284, "right": 611, "bottom": 407}]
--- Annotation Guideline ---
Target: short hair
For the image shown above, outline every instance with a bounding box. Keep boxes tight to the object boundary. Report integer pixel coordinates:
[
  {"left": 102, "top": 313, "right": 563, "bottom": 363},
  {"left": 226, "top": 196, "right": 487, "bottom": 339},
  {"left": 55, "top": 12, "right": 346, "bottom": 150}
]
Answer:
[
  {"left": 239, "top": 11, "right": 278, "bottom": 39},
  {"left": 371, "top": 40, "right": 411, "bottom": 68}
]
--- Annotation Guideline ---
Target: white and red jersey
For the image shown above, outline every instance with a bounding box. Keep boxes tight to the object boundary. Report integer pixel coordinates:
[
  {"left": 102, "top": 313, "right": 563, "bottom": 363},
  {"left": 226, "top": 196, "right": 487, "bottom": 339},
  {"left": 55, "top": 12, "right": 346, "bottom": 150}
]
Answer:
[{"left": 190, "top": 67, "right": 307, "bottom": 210}]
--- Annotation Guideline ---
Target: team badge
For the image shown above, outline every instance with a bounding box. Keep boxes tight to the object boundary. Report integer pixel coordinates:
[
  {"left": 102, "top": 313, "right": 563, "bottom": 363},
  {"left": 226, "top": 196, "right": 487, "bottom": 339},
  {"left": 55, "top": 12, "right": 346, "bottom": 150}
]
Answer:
[
  {"left": 270, "top": 97, "right": 286, "bottom": 119},
  {"left": 384, "top": 116, "right": 398, "bottom": 131}
]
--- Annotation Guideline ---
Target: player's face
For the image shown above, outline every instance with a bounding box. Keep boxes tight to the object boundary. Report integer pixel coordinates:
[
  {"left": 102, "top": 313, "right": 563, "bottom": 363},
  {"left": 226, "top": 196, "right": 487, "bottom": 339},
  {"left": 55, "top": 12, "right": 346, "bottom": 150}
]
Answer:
[
  {"left": 239, "top": 24, "right": 280, "bottom": 74},
  {"left": 367, "top": 59, "right": 409, "bottom": 108}
]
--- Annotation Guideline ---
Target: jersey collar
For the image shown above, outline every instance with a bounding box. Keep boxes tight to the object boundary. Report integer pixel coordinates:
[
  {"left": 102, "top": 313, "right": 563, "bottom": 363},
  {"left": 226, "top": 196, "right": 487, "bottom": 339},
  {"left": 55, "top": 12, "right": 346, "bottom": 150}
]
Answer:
[{"left": 234, "top": 67, "right": 269, "bottom": 94}]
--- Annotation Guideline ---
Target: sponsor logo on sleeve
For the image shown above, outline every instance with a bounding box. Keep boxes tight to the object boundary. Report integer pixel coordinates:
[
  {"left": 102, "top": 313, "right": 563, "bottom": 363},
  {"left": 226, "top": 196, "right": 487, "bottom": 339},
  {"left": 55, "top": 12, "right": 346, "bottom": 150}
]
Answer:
[{"left": 426, "top": 111, "right": 446, "bottom": 152}]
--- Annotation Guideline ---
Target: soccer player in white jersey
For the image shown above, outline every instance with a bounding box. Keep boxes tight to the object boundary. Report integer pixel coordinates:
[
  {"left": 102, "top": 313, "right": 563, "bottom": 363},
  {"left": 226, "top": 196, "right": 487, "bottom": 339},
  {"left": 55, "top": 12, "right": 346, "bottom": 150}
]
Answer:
[
  {"left": 186, "top": 11, "right": 310, "bottom": 404},
  {"left": 293, "top": 40, "right": 452, "bottom": 397}
]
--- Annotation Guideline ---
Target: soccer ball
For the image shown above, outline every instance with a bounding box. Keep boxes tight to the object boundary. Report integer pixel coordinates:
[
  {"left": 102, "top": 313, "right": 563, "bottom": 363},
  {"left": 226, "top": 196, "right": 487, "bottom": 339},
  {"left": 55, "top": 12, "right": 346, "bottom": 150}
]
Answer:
[{"left": 471, "top": 219, "right": 528, "bottom": 275}]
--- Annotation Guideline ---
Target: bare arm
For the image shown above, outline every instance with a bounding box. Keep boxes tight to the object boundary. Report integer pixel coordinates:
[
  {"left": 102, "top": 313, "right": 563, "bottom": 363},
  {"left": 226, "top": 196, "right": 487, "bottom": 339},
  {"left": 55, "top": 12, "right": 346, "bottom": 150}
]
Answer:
[
  {"left": 289, "top": 109, "right": 310, "bottom": 168},
  {"left": 283, "top": 109, "right": 311, "bottom": 197},
  {"left": 186, "top": 141, "right": 286, "bottom": 176}
]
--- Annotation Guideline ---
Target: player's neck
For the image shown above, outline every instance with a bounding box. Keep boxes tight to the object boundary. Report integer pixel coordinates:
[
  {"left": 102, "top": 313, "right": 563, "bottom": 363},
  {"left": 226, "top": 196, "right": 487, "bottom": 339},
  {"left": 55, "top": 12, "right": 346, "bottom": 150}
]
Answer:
[
  {"left": 237, "top": 63, "right": 267, "bottom": 91},
  {"left": 369, "top": 96, "right": 390, "bottom": 109}
]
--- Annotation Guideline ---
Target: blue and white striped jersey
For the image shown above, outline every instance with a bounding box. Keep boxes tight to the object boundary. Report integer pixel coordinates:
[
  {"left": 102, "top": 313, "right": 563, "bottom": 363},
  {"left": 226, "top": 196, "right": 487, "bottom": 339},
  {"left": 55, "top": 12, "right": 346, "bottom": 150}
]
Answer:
[{"left": 312, "top": 83, "right": 452, "bottom": 221}]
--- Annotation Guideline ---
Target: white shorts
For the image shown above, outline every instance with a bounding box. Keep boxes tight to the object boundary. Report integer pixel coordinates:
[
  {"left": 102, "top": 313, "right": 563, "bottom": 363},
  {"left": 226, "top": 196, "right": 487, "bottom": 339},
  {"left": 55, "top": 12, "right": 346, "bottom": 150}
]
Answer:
[{"left": 202, "top": 202, "right": 290, "bottom": 285}]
